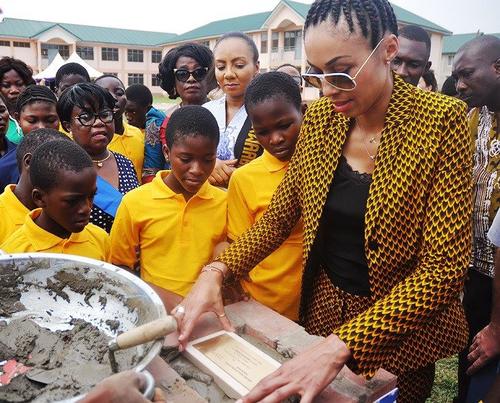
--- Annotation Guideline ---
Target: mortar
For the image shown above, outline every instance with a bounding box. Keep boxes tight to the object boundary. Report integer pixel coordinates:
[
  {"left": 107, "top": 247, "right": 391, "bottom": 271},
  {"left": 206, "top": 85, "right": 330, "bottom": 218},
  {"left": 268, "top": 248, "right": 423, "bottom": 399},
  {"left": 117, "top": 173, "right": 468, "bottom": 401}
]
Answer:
[{"left": 0, "top": 252, "right": 166, "bottom": 402}]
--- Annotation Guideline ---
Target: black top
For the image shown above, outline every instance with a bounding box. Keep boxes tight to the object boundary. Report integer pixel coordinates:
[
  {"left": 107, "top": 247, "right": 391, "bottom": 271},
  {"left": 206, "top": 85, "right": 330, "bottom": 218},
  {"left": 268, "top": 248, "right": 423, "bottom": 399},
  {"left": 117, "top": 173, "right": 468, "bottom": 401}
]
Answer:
[{"left": 317, "top": 155, "right": 372, "bottom": 296}]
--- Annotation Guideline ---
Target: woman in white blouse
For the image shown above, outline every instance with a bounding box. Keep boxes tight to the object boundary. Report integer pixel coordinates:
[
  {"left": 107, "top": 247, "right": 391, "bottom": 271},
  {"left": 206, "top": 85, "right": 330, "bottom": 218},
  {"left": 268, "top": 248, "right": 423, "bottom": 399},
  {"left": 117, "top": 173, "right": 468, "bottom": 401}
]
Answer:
[{"left": 204, "top": 32, "right": 261, "bottom": 188}]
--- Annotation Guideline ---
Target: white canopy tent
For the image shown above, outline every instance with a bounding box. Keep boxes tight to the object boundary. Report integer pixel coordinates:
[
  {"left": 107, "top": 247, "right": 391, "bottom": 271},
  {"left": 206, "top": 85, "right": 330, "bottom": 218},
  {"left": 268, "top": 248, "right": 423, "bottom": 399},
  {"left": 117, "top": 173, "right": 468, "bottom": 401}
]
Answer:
[
  {"left": 66, "top": 52, "right": 102, "bottom": 78},
  {"left": 33, "top": 53, "right": 65, "bottom": 80},
  {"left": 34, "top": 52, "right": 103, "bottom": 80}
]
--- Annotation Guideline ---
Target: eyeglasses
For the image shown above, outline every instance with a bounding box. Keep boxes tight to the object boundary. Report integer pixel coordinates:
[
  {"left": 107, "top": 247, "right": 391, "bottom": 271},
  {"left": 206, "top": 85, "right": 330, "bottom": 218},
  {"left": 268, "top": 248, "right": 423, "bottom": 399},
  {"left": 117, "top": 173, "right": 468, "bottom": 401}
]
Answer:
[
  {"left": 75, "top": 109, "right": 114, "bottom": 127},
  {"left": 173, "top": 67, "right": 209, "bottom": 83},
  {"left": 302, "top": 38, "right": 384, "bottom": 91}
]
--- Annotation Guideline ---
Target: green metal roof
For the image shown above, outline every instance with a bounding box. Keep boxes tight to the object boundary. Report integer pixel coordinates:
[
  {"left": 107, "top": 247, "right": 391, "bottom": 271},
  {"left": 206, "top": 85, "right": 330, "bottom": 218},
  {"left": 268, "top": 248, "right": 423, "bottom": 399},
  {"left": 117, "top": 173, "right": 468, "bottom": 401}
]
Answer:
[
  {"left": 0, "top": 1, "right": 451, "bottom": 48},
  {"left": 390, "top": 3, "right": 451, "bottom": 35},
  {"left": 167, "top": 11, "right": 271, "bottom": 44},
  {"left": 164, "top": 0, "right": 451, "bottom": 44},
  {"left": 0, "top": 18, "right": 176, "bottom": 46},
  {"left": 443, "top": 32, "right": 500, "bottom": 54}
]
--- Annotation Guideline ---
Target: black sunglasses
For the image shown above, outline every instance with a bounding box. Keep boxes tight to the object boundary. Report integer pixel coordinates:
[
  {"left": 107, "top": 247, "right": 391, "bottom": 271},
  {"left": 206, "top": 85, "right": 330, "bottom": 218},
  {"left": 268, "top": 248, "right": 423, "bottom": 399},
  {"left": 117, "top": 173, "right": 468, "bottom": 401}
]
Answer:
[{"left": 173, "top": 67, "right": 209, "bottom": 83}]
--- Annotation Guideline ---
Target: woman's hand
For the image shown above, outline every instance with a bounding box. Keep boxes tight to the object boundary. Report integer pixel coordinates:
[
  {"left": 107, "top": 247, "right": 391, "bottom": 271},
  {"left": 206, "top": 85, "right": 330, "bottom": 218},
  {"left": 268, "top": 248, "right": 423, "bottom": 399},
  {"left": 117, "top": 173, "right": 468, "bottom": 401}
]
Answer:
[
  {"left": 172, "top": 263, "right": 234, "bottom": 351},
  {"left": 238, "top": 334, "right": 351, "bottom": 403},
  {"left": 209, "top": 159, "right": 237, "bottom": 188}
]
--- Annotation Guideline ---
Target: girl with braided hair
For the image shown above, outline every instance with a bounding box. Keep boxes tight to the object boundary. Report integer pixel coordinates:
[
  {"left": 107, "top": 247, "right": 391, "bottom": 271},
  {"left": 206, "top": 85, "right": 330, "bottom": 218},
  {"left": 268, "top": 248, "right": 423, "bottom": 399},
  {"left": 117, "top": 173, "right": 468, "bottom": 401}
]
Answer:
[
  {"left": 14, "top": 84, "right": 59, "bottom": 135},
  {"left": 173, "top": 1, "right": 472, "bottom": 401}
]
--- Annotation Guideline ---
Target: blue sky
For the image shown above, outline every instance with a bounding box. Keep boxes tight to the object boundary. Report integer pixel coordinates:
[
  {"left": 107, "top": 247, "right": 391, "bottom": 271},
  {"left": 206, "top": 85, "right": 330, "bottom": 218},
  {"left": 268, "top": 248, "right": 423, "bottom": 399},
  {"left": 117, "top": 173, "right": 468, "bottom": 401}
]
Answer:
[{"left": 1, "top": 0, "right": 498, "bottom": 35}]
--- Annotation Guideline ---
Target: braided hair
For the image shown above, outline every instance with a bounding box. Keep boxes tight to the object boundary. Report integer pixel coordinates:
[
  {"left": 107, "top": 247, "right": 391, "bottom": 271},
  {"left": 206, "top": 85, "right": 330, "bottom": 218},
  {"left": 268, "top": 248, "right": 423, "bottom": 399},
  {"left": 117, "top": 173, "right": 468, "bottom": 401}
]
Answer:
[
  {"left": 304, "top": 0, "right": 398, "bottom": 49},
  {"left": 15, "top": 85, "right": 57, "bottom": 114}
]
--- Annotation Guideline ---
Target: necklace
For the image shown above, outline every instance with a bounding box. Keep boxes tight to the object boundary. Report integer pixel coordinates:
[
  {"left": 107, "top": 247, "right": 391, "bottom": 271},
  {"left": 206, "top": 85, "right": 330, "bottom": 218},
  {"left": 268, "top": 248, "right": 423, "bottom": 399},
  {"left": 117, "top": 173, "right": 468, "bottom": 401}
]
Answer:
[
  {"left": 92, "top": 151, "right": 111, "bottom": 168},
  {"left": 362, "top": 132, "right": 382, "bottom": 161}
]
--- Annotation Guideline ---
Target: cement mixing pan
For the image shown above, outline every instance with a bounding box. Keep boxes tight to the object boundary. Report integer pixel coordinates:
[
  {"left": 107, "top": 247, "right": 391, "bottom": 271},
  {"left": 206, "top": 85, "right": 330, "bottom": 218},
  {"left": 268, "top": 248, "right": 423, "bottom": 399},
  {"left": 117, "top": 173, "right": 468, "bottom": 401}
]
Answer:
[{"left": 0, "top": 252, "right": 166, "bottom": 402}]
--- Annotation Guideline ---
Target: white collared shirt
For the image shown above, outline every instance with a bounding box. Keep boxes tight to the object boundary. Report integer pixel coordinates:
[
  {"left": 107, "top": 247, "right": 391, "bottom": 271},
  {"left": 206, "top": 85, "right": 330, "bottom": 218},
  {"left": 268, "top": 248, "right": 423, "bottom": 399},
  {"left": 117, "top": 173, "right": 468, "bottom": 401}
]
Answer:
[{"left": 204, "top": 95, "right": 247, "bottom": 160}]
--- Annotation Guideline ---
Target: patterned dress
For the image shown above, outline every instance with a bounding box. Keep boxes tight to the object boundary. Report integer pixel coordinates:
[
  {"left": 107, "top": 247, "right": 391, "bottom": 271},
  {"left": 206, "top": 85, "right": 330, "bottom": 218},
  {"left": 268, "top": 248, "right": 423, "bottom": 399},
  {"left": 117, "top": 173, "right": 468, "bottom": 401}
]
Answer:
[
  {"left": 217, "top": 75, "right": 472, "bottom": 402},
  {"left": 90, "top": 152, "right": 139, "bottom": 233}
]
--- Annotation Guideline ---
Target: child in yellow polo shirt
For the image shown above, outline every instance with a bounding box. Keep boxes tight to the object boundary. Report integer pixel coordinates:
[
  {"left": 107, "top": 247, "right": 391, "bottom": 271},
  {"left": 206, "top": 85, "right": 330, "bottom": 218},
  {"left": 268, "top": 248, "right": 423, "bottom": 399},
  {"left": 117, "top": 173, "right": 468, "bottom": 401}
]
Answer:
[
  {"left": 226, "top": 72, "right": 303, "bottom": 320},
  {"left": 0, "top": 128, "right": 71, "bottom": 243},
  {"left": 110, "top": 106, "right": 226, "bottom": 297},
  {"left": 95, "top": 75, "right": 145, "bottom": 180},
  {"left": 1, "top": 139, "right": 110, "bottom": 261}
]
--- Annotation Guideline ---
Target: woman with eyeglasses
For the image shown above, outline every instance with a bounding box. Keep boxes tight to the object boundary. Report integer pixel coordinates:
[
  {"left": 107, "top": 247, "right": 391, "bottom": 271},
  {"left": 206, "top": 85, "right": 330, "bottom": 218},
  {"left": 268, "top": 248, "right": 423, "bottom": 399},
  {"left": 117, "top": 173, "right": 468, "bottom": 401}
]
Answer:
[
  {"left": 172, "top": 1, "right": 472, "bottom": 402},
  {"left": 58, "top": 83, "right": 139, "bottom": 233},
  {"left": 203, "top": 32, "right": 262, "bottom": 188}
]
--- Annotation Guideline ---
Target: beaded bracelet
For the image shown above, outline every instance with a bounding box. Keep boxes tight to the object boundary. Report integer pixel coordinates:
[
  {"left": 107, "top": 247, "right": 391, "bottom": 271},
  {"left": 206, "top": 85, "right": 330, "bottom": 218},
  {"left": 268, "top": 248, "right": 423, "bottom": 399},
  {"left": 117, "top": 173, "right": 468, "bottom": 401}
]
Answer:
[{"left": 201, "top": 265, "right": 225, "bottom": 279}]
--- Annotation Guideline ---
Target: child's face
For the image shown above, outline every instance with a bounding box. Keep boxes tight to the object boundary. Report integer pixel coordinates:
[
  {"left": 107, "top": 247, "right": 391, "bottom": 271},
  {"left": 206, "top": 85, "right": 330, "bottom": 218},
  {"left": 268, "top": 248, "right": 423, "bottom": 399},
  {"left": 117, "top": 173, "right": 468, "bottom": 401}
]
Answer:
[
  {"left": 56, "top": 74, "right": 88, "bottom": 97},
  {"left": 33, "top": 167, "right": 97, "bottom": 235},
  {"left": 68, "top": 104, "right": 115, "bottom": 157},
  {"left": 248, "top": 98, "right": 302, "bottom": 162},
  {"left": 96, "top": 77, "right": 126, "bottom": 119},
  {"left": 125, "top": 100, "right": 149, "bottom": 129},
  {"left": 17, "top": 102, "right": 59, "bottom": 135},
  {"left": 163, "top": 135, "right": 217, "bottom": 198},
  {"left": 0, "top": 98, "right": 9, "bottom": 137}
]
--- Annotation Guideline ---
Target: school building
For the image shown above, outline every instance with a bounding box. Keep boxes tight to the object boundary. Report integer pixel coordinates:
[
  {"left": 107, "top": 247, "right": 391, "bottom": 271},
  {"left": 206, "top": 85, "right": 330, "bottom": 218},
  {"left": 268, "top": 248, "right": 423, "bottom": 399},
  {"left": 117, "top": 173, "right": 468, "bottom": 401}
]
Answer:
[{"left": 0, "top": 0, "right": 453, "bottom": 96}]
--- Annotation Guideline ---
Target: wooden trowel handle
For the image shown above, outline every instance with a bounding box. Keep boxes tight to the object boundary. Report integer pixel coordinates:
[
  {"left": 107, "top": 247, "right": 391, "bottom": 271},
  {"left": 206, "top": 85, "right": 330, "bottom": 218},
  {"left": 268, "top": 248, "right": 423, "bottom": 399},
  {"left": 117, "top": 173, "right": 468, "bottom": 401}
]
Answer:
[{"left": 115, "top": 316, "right": 177, "bottom": 350}]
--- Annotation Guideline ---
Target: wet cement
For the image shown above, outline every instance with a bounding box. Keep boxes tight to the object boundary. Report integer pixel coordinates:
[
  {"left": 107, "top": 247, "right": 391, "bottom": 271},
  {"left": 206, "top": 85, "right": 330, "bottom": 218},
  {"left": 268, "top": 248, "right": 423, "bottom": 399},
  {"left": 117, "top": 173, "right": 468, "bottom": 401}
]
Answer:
[
  {"left": 0, "top": 318, "right": 138, "bottom": 403},
  {"left": 0, "top": 264, "right": 25, "bottom": 317}
]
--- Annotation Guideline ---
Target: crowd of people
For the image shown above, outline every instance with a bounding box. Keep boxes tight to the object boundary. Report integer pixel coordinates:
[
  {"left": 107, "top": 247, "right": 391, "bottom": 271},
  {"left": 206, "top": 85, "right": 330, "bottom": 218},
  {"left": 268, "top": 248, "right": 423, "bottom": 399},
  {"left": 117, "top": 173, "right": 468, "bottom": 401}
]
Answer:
[{"left": 0, "top": 0, "right": 499, "bottom": 402}]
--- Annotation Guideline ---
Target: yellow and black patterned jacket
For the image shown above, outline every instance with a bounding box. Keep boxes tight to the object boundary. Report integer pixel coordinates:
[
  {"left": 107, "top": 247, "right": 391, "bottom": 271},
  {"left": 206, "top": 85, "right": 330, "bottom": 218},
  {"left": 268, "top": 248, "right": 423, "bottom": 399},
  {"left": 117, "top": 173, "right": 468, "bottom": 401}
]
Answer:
[{"left": 218, "top": 74, "right": 473, "bottom": 377}]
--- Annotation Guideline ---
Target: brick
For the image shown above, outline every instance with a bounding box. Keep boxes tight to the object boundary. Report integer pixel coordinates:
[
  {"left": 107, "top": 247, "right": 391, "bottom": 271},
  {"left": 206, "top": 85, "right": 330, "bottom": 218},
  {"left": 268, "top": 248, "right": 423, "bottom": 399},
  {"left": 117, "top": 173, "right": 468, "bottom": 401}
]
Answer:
[{"left": 146, "top": 356, "right": 206, "bottom": 403}]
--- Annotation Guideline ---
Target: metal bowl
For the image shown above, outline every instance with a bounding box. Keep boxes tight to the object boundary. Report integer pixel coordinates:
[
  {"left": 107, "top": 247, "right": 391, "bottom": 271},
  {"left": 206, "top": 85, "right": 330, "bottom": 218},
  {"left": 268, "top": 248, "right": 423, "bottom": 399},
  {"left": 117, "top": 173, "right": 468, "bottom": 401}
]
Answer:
[{"left": 0, "top": 252, "right": 166, "bottom": 401}]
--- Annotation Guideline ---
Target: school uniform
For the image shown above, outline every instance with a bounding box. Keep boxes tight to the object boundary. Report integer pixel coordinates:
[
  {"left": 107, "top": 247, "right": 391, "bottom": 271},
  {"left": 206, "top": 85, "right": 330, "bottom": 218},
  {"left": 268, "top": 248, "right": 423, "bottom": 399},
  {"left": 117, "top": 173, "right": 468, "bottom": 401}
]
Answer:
[
  {"left": 1, "top": 209, "right": 110, "bottom": 262},
  {"left": 227, "top": 151, "right": 303, "bottom": 320},
  {"left": 108, "top": 122, "right": 145, "bottom": 180},
  {"left": 0, "top": 184, "right": 29, "bottom": 244},
  {"left": 110, "top": 170, "right": 227, "bottom": 297}
]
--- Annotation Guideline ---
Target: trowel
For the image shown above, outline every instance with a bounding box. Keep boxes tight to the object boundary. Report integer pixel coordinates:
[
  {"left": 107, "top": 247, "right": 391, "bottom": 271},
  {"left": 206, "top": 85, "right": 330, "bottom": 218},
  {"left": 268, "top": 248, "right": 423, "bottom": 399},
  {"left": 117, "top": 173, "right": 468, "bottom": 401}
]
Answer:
[{"left": 108, "top": 316, "right": 178, "bottom": 373}]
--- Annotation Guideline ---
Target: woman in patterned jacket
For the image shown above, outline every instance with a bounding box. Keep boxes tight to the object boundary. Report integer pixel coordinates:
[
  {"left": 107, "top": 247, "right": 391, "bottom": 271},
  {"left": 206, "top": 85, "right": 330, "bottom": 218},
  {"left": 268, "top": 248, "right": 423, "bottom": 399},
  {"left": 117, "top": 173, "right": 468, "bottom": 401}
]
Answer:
[{"left": 173, "top": 1, "right": 473, "bottom": 402}]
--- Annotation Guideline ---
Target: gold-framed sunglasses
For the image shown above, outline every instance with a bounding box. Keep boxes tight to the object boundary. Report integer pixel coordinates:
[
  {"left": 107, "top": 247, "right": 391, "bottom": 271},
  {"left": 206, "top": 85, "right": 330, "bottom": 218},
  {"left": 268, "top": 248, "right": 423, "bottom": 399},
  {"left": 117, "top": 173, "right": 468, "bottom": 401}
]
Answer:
[{"left": 302, "top": 38, "right": 385, "bottom": 91}]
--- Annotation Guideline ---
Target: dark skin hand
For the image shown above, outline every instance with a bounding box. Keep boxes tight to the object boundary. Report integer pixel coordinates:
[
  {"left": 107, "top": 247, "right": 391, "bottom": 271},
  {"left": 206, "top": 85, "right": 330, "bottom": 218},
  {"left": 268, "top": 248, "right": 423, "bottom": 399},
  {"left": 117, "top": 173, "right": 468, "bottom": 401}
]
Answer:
[
  {"left": 81, "top": 370, "right": 167, "bottom": 403},
  {"left": 468, "top": 247, "right": 500, "bottom": 375}
]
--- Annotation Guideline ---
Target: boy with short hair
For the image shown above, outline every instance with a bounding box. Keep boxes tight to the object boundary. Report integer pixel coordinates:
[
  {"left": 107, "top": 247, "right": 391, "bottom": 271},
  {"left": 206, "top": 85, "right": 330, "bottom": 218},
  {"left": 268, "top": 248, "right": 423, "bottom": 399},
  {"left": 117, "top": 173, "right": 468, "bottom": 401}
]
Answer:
[
  {"left": 226, "top": 72, "right": 303, "bottom": 320},
  {"left": 110, "top": 106, "right": 226, "bottom": 297},
  {"left": 1, "top": 139, "right": 110, "bottom": 261},
  {"left": 0, "top": 128, "right": 70, "bottom": 243}
]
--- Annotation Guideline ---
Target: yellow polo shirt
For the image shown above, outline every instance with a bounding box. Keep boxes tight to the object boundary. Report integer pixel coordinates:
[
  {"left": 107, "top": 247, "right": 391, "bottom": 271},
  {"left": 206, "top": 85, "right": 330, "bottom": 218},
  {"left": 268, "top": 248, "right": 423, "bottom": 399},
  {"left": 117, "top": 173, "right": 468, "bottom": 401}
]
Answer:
[
  {"left": 1, "top": 209, "right": 110, "bottom": 262},
  {"left": 110, "top": 171, "right": 227, "bottom": 297},
  {"left": 108, "top": 122, "right": 145, "bottom": 180},
  {"left": 227, "top": 151, "right": 303, "bottom": 320},
  {"left": 0, "top": 185, "right": 29, "bottom": 244}
]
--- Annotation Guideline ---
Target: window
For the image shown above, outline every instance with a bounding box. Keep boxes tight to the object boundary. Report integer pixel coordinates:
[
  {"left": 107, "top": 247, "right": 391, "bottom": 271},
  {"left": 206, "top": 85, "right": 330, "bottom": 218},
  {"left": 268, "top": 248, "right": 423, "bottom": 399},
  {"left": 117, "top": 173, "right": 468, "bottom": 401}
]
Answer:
[
  {"left": 128, "top": 73, "right": 144, "bottom": 85},
  {"left": 284, "top": 30, "right": 301, "bottom": 51},
  {"left": 199, "top": 40, "right": 210, "bottom": 48},
  {"left": 447, "top": 55, "right": 454, "bottom": 66},
  {"left": 152, "top": 50, "right": 162, "bottom": 63},
  {"left": 152, "top": 74, "right": 161, "bottom": 87},
  {"left": 260, "top": 32, "right": 268, "bottom": 54},
  {"left": 271, "top": 32, "right": 279, "bottom": 53},
  {"left": 41, "top": 43, "right": 69, "bottom": 59},
  {"left": 13, "top": 41, "right": 30, "bottom": 48},
  {"left": 76, "top": 46, "right": 94, "bottom": 60},
  {"left": 0, "top": 40, "right": 10, "bottom": 47},
  {"left": 102, "top": 47, "right": 119, "bottom": 61},
  {"left": 128, "top": 49, "right": 144, "bottom": 62},
  {"left": 104, "top": 72, "right": 118, "bottom": 76}
]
